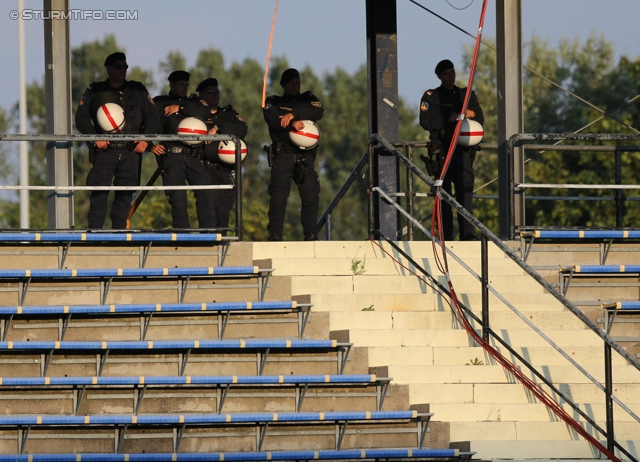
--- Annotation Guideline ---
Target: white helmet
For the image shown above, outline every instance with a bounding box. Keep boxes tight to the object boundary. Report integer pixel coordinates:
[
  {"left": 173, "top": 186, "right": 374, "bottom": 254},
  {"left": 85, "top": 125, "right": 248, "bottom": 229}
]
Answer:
[
  {"left": 458, "top": 119, "right": 484, "bottom": 147},
  {"left": 96, "top": 103, "right": 125, "bottom": 134},
  {"left": 217, "top": 140, "right": 248, "bottom": 164},
  {"left": 289, "top": 120, "right": 320, "bottom": 150},
  {"left": 177, "top": 117, "right": 208, "bottom": 146}
]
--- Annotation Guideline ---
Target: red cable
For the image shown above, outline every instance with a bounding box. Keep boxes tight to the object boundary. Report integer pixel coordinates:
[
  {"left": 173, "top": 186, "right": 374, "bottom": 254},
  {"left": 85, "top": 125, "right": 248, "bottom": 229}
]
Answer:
[{"left": 425, "top": 1, "right": 620, "bottom": 458}]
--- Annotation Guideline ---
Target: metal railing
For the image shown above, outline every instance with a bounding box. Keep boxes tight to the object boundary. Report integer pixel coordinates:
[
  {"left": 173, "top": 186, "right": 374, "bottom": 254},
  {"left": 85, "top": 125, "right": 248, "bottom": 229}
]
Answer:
[
  {"left": 365, "top": 133, "right": 639, "bottom": 461},
  {"left": 0, "top": 133, "right": 245, "bottom": 239},
  {"left": 508, "top": 133, "right": 640, "bottom": 239}
]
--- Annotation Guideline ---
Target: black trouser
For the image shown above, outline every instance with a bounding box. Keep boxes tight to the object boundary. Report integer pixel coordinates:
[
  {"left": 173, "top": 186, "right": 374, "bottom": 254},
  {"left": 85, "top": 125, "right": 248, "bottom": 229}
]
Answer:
[
  {"left": 440, "top": 148, "right": 475, "bottom": 240},
  {"left": 206, "top": 166, "right": 235, "bottom": 234},
  {"left": 267, "top": 149, "right": 319, "bottom": 237},
  {"left": 161, "top": 152, "right": 216, "bottom": 229},
  {"left": 86, "top": 149, "right": 139, "bottom": 229}
]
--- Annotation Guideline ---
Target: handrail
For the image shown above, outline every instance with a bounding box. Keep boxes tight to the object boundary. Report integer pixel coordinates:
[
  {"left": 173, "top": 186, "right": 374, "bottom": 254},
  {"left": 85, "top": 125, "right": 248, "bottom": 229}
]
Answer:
[
  {"left": 370, "top": 132, "right": 639, "bottom": 461},
  {"left": 0, "top": 133, "right": 245, "bottom": 239}
]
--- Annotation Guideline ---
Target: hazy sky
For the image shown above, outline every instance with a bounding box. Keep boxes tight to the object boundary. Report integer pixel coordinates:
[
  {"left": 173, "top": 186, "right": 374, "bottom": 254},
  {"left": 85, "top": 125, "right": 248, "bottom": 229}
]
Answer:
[{"left": 1, "top": 0, "right": 639, "bottom": 121}]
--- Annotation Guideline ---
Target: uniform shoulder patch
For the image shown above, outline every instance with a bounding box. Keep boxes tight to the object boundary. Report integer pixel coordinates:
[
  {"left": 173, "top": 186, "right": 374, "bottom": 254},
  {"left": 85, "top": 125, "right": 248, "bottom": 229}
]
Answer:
[
  {"left": 79, "top": 96, "right": 85, "bottom": 106},
  {"left": 311, "top": 101, "right": 322, "bottom": 108},
  {"left": 264, "top": 100, "right": 272, "bottom": 109},
  {"left": 148, "top": 95, "right": 155, "bottom": 105},
  {"left": 420, "top": 101, "right": 429, "bottom": 111},
  {"left": 236, "top": 114, "right": 245, "bottom": 122}
]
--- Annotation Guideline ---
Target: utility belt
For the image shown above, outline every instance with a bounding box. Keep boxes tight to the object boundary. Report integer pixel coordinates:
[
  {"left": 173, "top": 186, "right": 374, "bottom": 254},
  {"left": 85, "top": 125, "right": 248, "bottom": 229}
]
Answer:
[
  {"left": 105, "top": 141, "right": 135, "bottom": 151},
  {"left": 166, "top": 144, "right": 203, "bottom": 157},
  {"left": 203, "top": 159, "right": 233, "bottom": 171}
]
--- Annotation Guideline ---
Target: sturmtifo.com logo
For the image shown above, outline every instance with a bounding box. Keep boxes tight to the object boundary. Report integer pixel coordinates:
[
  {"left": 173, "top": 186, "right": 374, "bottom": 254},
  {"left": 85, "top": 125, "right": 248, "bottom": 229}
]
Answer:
[{"left": 9, "top": 9, "right": 138, "bottom": 20}]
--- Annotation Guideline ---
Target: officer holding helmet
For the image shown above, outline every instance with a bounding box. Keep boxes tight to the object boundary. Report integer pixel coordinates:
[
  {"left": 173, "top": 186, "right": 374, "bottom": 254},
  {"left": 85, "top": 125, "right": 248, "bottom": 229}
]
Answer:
[
  {"left": 75, "top": 52, "right": 158, "bottom": 229},
  {"left": 151, "top": 71, "right": 215, "bottom": 230},
  {"left": 419, "top": 59, "right": 484, "bottom": 241},
  {"left": 263, "top": 68, "right": 324, "bottom": 241},
  {"left": 197, "top": 77, "right": 248, "bottom": 235}
]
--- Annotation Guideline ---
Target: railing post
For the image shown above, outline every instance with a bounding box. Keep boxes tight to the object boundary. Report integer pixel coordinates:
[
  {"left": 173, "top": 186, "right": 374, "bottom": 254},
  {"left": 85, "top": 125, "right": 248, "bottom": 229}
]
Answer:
[
  {"left": 368, "top": 141, "right": 376, "bottom": 239},
  {"left": 406, "top": 144, "right": 414, "bottom": 241},
  {"left": 481, "top": 233, "right": 490, "bottom": 342},
  {"left": 604, "top": 342, "right": 615, "bottom": 453},
  {"left": 614, "top": 148, "right": 623, "bottom": 228}
]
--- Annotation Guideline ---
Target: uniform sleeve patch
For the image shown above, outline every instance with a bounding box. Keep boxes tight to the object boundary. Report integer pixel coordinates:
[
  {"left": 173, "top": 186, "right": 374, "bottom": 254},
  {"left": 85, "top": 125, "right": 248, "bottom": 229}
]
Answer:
[
  {"left": 236, "top": 114, "right": 245, "bottom": 122},
  {"left": 148, "top": 95, "right": 155, "bottom": 105},
  {"left": 79, "top": 97, "right": 85, "bottom": 106},
  {"left": 311, "top": 101, "right": 322, "bottom": 108},
  {"left": 265, "top": 100, "right": 271, "bottom": 109},
  {"left": 420, "top": 101, "right": 429, "bottom": 111}
]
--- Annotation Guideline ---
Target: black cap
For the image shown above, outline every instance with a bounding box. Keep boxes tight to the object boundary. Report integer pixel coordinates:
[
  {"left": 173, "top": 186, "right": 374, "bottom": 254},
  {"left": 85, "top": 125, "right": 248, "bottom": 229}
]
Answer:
[
  {"left": 196, "top": 78, "right": 219, "bottom": 92},
  {"left": 435, "top": 59, "right": 454, "bottom": 75},
  {"left": 104, "top": 52, "right": 126, "bottom": 67},
  {"left": 168, "top": 70, "right": 190, "bottom": 82},
  {"left": 279, "top": 68, "right": 300, "bottom": 86}
]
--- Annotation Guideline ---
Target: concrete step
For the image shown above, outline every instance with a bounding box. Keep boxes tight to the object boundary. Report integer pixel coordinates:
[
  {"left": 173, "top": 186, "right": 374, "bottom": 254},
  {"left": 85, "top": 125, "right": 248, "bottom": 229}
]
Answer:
[
  {"left": 408, "top": 382, "right": 640, "bottom": 404},
  {"left": 253, "top": 240, "right": 511, "bottom": 261},
  {"left": 450, "top": 439, "right": 638, "bottom": 460},
  {"left": 384, "top": 363, "right": 639, "bottom": 384},
  {"left": 308, "top": 292, "right": 569, "bottom": 312},
  {"left": 450, "top": 420, "right": 639, "bottom": 441},
  {"left": 290, "top": 274, "right": 544, "bottom": 296},
  {"left": 259, "top": 256, "right": 522, "bottom": 277},
  {"left": 367, "top": 345, "right": 630, "bottom": 367},
  {"left": 341, "top": 328, "right": 605, "bottom": 348},
  {"left": 326, "top": 310, "right": 591, "bottom": 331}
]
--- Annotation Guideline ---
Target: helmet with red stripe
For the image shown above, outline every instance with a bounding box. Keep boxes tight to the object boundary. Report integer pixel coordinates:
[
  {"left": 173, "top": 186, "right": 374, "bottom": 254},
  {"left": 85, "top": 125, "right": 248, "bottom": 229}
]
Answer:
[
  {"left": 289, "top": 120, "right": 320, "bottom": 150},
  {"left": 458, "top": 119, "right": 484, "bottom": 147},
  {"left": 177, "top": 117, "right": 208, "bottom": 146},
  {"left": 96, "top": 103, "right": 125, "bottom": 134},
  {"left": 217, "top": 140, "right": 248, "bottom": 164}
]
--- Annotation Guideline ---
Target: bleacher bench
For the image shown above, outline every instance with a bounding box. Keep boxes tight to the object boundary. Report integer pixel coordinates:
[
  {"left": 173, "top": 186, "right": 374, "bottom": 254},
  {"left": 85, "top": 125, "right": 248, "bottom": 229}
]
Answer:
[
  {"left": 0, "top": 232, "right": 235, "bottom": 268},
  {"left": 0, "top": 339, "right": 352, "bottom": 376},
  {"left": 0, "top": 373, "right": 391, "bottom": 414},
  {"left": 0, "top": 300, "right": 311, "bottom": 341},
  {"left": 559, "top": 264, "right": 640, "bottom": 296},
  {"left": 0, "top": 265, "right": 273, "bottom": 304},
  {"left": 0, "top": 448, "right": 472, "bottom": 462},
  {"left": 520, "top": 229, "right": 640, "bottom": 263},
  {"left": 0, "top": 410, "right": 432, "bottom": 454},
  {"left": 601, "top": 301, "right": 640, "bottom": 339}
]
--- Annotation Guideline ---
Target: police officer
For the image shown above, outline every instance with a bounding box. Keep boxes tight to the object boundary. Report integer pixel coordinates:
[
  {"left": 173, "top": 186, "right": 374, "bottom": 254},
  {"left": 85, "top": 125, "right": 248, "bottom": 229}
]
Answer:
[
  {"left": 197, "top": 78, "right": 248, "bottom": 235},
  {"left": 75, "top": 52, "right": 158, "bottom": 229},
  {"left": 263, "top": 68, "right": 324, "bottom": 241},
  {"left": 419, "top": 59, "right": 484, "bottom": 241},
  {"left": 151, "top": 71, "right": 216, "bottom": 230}
]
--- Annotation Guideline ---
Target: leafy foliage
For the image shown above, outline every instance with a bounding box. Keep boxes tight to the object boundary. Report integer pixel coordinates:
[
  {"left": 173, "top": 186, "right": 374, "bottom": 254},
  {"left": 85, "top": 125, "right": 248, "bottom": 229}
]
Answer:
[{"left": 2, "top": 33, "right": 640, "bottom": 236}]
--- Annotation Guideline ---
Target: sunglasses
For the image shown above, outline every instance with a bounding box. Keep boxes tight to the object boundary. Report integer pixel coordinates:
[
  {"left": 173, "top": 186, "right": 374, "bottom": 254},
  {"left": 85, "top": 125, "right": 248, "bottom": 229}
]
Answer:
[{"left": 112, "top": 64, "right": 129, "bottom": 70}]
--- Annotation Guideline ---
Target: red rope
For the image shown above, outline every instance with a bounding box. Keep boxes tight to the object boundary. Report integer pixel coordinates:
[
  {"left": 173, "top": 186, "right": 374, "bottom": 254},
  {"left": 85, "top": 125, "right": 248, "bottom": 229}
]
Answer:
[
  {"left": 261, "top": 0, "right": 279, "bottom": 108},
  {"left": 425, "top": 2, "right": 620, "bottom": 458}
]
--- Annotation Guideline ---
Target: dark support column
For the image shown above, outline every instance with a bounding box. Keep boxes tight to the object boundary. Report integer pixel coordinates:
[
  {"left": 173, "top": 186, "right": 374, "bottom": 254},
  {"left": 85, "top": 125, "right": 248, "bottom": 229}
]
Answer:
[
  {"left": 44, "top": 0, "right": 74, "bottom": 229},
  {"left": 366, "top": 0, "right": 400, "bottom": 239},
  {"left": 496, "top": 0, "right": 523, "bottom": 239}
]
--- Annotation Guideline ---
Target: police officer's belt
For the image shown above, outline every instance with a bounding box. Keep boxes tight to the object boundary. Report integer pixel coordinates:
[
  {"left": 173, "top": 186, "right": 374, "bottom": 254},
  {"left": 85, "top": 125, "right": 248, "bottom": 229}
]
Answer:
[
  {"left": 106, "top": 141, "right": 135, "bottom": 150},
  {"left": 167, "top": 146, "right": 202, "bottom": 156},
  {"left": 204, "top": 159, "right": 232, "bottom": 171}
]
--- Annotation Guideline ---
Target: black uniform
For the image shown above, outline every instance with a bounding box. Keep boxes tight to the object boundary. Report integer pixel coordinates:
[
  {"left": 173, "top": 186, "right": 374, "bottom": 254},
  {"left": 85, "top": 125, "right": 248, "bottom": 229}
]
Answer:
[
  {"left": 419, "top": 85, "right": 484, "bottom": 240},
  {"left": 153, "top": 92, "right": 216, "bottom": 229},
  {"left": 263, "top": 91, "right": 324, "bottom": 239},
  {"left": 75, "top": 79, "right": 158, "bottom": 229},
  {"left": 202, "top": 105, "right": 248, "bottom": 234}
]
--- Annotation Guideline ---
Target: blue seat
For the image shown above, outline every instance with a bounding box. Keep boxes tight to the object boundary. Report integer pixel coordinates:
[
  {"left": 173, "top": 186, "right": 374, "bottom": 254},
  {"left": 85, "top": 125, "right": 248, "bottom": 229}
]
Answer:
[
  {"left": 0, "top": 300, "right": 311, "bottom": 341},
  {"left": 0, "top": 373, "right": 390, "bottom": 413},
  {"left": 559, "top": 265, "right": 640, "bottom": 296},
  {"left": 0, "top": 339, "right": 352, "bottom": 377},
  {"left": 0, "top": 232, "right": 234, "bottom": 269},
  {"left": 520, "top": 229, "right": 640, "bottom": 263},
  {"left": 601, "top": 301, "right": 640, "bottom": 335},
  {"left": 0, "top": 410, "right": 433, "bottom": 454},
  {"left": 0, "top": 266, "right": 273, "bottom": 305},
  {"left": 0, "top": 448, "right": 470, "bottom": 462}
]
